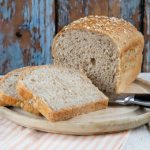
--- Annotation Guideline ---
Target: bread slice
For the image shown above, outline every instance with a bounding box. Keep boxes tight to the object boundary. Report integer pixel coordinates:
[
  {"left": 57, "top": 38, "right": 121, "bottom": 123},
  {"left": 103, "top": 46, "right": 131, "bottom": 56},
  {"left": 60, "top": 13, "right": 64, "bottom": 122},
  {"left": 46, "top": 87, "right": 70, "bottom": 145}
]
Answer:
[
  {"left": 0, "top": 67, "right": 40, "bottom": 115},
  {"left": 0, "top": 101, "right": 5, "bottom": 106},
  {"left": 52, "top": 15, "right": 144, "bottom": 94},
  {"left": 17, "top": 65, "right": 108, "bottom": 121}
]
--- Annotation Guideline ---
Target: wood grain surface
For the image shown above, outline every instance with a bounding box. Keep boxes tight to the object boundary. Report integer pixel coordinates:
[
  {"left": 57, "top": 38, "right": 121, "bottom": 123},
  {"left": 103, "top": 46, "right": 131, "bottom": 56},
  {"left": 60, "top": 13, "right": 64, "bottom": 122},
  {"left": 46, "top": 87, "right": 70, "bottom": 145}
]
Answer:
[
  {"left": 57, "top": 0, "right": 142, "bottom": 31},
  {"left": 0, "top": 0, "right": 55, "bottom": 74},
  {"left": 143, "top": 0, "right": 150, "bottom": 72},
  {"left": 0, "top": 0, "right": 149, "bottom": 74},
  {"left": 0, "top": 104, "right": 150, "bottom": 135},
  {"left": 56, "top": 0, "right": 109, "bottom": 32}
]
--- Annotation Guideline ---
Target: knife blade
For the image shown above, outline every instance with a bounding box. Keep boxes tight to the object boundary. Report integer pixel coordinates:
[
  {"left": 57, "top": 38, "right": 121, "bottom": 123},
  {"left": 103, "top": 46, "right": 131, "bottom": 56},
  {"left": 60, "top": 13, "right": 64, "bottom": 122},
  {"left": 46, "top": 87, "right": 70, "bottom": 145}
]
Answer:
[{"left": 114, "top": 94, "right": 150, "bottom": 107}]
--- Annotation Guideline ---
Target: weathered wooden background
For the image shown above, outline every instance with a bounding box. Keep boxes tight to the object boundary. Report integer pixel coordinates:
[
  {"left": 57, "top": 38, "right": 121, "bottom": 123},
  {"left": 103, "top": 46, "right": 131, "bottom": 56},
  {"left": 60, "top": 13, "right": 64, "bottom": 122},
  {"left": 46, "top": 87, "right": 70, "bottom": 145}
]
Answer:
[{"left": 0, "top": 0, "right": 149, "bottom": 74}]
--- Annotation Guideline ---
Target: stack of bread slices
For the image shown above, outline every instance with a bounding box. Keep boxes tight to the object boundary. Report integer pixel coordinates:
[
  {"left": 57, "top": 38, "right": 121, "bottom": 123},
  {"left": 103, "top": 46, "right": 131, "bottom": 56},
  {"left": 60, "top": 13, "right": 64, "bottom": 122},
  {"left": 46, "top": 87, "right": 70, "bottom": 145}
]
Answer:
[
  {"left": 0, "top": 65, "right": 108, "bottom": 121},
  {"left": 0, "top": 16, "right": 144, "bottom": 122}
]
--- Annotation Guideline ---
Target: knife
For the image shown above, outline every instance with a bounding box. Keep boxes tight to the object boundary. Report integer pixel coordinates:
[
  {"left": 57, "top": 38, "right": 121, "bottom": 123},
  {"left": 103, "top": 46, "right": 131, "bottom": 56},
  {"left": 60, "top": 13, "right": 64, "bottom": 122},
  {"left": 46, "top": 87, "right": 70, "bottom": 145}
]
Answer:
[{"left": 113, "top": 94, "right": 150, "bottom": 108}]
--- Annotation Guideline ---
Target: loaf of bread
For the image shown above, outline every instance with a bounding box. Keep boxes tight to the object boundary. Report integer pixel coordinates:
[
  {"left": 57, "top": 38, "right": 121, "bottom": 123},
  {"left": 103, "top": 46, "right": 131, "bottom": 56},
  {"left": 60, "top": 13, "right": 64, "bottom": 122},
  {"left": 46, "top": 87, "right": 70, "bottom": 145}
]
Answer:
[
  {"left": 52, "top": 16, "right": 144, "bottom": 94},
  {"left": 17, "top": 65, "right": 108, "bottom": 121},
  {"left": 0, "top": 67, "right": 40, "bottom": 115}
]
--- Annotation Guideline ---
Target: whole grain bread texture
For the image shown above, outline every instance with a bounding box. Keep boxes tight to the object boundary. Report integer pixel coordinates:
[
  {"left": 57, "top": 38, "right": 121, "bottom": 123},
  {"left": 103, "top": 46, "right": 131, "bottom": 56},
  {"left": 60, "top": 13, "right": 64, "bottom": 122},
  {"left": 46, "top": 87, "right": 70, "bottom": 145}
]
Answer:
[
  {"left": 17, "top": 65, "right": 108, "bottom": 121},
  {"left": 52, "top": 15, "right": 144, "bottom": 95},
  {"left": 0, "top": 67, "right": 40, "bottom": 115}
]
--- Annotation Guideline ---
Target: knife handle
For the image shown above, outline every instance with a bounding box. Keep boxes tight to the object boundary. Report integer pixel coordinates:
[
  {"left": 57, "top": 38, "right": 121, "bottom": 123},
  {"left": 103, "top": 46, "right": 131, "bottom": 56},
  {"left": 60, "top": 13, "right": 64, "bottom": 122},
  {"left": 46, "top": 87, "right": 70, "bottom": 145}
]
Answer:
[
  {"left": 134, "top": 94, "right": 150, "bottom": 101},
  {"left": 133, "top": 94, "right": 150, "bottom": 107}
]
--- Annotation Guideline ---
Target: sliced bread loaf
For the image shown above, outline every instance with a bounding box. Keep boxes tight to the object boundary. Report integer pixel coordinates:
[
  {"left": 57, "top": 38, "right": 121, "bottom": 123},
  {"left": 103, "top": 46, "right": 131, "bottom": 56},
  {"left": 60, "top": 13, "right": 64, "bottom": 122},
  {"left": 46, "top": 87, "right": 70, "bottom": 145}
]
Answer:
[
  {"left": 17, "top": 65, "right": 108, "bottom": 121},
  {"left": 0, "top": 67, "right": 40, "bottom": 115},
  {"left": 52, "top": 15, "right": 144, "bottom": 94}
]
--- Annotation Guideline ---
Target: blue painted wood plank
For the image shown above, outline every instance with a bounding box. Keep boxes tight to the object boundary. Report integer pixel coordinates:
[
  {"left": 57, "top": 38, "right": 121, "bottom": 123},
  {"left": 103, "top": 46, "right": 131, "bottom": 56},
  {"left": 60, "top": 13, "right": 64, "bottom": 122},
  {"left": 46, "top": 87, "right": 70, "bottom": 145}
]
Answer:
[
  {"left": 57, "top": 0, "right": 108, "bottom": 31},
  {"left": 0, "top": 0, "right": 55, "bottom": 74},
  {"left": 121, "top": 0, "right": 142, "bottom": 30},
  {"left": 108, "top": 0, "right": 121, "bottom": 17},
  {"left": 143, "top": 0, "right": 150, "bottom": 72}
]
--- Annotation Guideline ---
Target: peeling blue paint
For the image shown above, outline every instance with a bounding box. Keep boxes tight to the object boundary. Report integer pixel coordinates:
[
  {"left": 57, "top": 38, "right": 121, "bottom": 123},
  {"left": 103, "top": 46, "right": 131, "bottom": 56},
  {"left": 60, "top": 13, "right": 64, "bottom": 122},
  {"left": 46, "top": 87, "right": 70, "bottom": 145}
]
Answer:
[
  {"left": 58, "top": 0, "right": 70, "bottom": 28},
  {"left": 0, "top": 0, "right": 16, "bottom": 20},
  {"left": 85, "top": 0, "right": 91, "bottom": 16},
  {"left": 85, "top": 6, "right": 89, "bottom": 16},
  {"left": 45, "top": 0, "right": 55, "bottom": 64},
  {"left": 39, "top": 0, "right": 45, "bottom": 61},
  {"left": 0, "top": 0, "right": 55, "bottom": 74},
  {"left": 121, "top": 0, "right": 141, "bottom": 25},
  {"left": 0, "top": 34, "right": 24, "bottom": 73},
  {"left": 23, "top": 0, "right": 55, "bottom": 64},
  {"left": 23, "top": 0, "right": 30, "bottom": 27}
]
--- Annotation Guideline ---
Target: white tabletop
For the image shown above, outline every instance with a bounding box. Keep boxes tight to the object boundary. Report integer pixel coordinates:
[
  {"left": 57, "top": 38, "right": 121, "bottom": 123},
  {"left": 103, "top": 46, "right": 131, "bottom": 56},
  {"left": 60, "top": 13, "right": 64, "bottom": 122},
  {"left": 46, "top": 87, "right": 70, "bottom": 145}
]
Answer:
[{"left": 123, "top": 73, "right": 150, "bottom": 150}]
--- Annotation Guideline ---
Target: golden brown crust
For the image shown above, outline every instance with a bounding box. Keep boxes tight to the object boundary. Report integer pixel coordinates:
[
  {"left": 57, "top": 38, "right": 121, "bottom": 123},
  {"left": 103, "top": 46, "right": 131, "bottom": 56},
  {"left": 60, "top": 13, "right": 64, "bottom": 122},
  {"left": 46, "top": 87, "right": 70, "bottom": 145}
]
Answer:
[
  {"left": 35, "top": 97, "right": 108, "bottom": 121},
  {"left": 17, "top": 71, "right": 108, "bottom": 121},
  {"left": 52, "top": 15, "right": 144, "bottom": 94},
  {"left": 116, "top": 36, "right": 144, "bottom": 93},
  {"left": 16, "top": 81, "right": 40, "bottom": 115},
  {"left": 52, "top": 15, "right": 144, "bottom": 56},
  {"left": 21, "top": 101, "right": 40, "bottom": 115},
  {"left": 0, "top": 66, "right": 40, "bottom": 115},
  {"left": 117, "top": 49, "right": 143, "bottom": 93},
  {"left": 0, "top": 101, "right": 6, "bottom": 106},
  {"left": 0, "top": 92, "right": 18, "bottom": 106},
  {"left": 0, "top": 92, "right": 40, "bottom": 115},
  {"left": 16, "top": 80, "right": 34, "bottom": 100}
]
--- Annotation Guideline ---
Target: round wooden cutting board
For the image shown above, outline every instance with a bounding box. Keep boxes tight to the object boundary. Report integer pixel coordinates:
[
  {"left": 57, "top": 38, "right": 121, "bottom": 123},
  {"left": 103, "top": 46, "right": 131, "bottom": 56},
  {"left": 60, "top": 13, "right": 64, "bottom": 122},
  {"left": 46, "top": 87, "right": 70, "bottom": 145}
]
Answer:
[
  {"left": 0, "top": 73, "right": 150, "bottom": 135},
  {"left": 0, "top": 105, "right": 150, "bottom": 135}
]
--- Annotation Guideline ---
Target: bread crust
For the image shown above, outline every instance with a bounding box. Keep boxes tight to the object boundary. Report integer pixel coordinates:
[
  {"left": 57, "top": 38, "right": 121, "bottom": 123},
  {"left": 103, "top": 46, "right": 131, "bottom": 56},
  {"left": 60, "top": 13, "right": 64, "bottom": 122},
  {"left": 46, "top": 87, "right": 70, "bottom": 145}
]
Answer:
[
  {"left": 52, "top": 16, "right": 144, "bottom": 56},
  {"left": 116, "top": 42, "right": 143, "bottom": 93},
  {"left": 52, "top": 15, "right": 144, "bottom": 93},
  {"left": 17, "top": 79, "right": 108, "bottom": 121},
  {"left": 0, "top": 91, "right": 40, "bottom": 115},
  {"left": 0, "top": 101, "right": 6, "bottom": 106},
  {"left": 16, "top": 80, "right": 34, "bottom": 100},
  {"left": 0, "top": 91, "right": 40, "bottom": 114},
  {"left": 0, "top": 67, "right": 40, "bottom": 115},
  {"left": 36, "top": 97, "right": 108, "bottom": 121},
  {"left": 0, "top": 91, "right": 18, "bottom": 106},
  {"left": 0, "top": 72, "right": 18, "bottom": 106}
]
